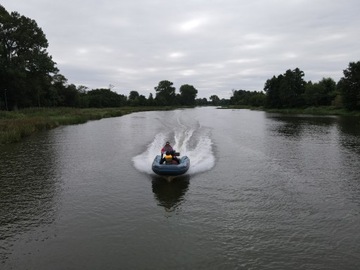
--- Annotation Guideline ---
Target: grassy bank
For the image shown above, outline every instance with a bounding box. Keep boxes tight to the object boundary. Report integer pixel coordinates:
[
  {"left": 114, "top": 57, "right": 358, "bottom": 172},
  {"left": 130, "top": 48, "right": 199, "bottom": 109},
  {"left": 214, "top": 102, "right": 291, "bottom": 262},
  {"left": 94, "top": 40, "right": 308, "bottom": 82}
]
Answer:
[
  {"left": 264, "top": 106, "right": 360, "bottom": 116},
  {"left": 223, "top": 105, "right": 360, "bottom": 116},
  {"left": 0, "top": 107, "right": 173, "bottom": 144},
  {"left": 2, "top": 105, "right": 359, "bottom": 145}
]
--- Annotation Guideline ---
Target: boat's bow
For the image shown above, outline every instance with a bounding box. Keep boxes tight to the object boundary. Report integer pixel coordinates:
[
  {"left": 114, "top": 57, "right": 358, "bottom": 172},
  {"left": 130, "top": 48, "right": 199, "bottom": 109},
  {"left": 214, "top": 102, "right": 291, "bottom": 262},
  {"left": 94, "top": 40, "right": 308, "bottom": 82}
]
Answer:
[{"left": 152, "top": 155, "right": 190, "bottom": 176}]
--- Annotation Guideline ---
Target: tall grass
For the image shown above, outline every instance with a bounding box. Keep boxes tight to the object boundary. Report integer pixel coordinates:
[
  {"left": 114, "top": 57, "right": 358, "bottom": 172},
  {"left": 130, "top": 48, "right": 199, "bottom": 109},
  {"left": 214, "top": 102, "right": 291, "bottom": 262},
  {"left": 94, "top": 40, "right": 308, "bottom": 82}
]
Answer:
[
  {"left": 0, "top": 107, "right": 172, "bottom": 144},
  {"left": 224, "top": 105, "right": 360, "bottom": 116},
  {"left": 264, "top": 106, "right": 360, "bottom": 116}
]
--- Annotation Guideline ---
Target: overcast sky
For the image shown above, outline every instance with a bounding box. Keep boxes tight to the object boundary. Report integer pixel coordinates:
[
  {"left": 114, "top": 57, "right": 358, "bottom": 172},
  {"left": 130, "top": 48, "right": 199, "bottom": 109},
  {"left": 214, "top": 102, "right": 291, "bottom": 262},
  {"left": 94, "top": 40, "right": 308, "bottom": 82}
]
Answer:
[{"left": 2, "top": 0, "right": 360, "bottom": 98}]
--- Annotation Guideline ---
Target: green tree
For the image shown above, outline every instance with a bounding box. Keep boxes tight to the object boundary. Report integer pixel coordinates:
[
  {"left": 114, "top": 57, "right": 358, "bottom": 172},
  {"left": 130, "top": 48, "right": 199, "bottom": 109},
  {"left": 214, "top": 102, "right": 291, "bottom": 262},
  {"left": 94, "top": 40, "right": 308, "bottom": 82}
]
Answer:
[
  {"left": 264, "top": 75, "right": 282, "bottom": 108},
  {"left": 264, "top": 68, "right": 306, "bottom": 108},
  {"left": 230, "top": 89, "right": 265, "bottom": 106},
  {"left": 137, "top": 95, "right": 147, "bottom": 106},
  {"left": 179, "top": 84, "right": 198, "bottom": 105},
  {"left": 154, "top": 80, "right": 176, "bottom": 105},
  {"left": 129, "top": 90, "right": 139, "bottom": 100},
  {"left": 87, "top": 88, "right": 126, "bottom": 108},
  {"left": 280, "top": 68, "right": 306, "bottom": 107},
  {"left": 77, "top": 85, "right": 89, "bottom": 108},
  {"left": 50, "top": 74, "right": 80, "bottom": 107},
  {"left": 304, "top": 78, "right": 336, "bottom": 106},
  {"left": 0, "top": 5, "right": 58, "bottom": 109},
  {"left": 128, "top": 90, "right": 140, "bottom": 106},
  {"left": 251, "top": 92, "right": 266, "bottom": 107},
  {"left": 147, "top": 93, "right": 155, "bottom": 106},
  {"left": 209, "top": 95, "right": 220, "bottom": 106},
  {"left": 195, "top": 97, "right": 208, "bottom": 106},
  {"left": 339, "top": 61, "right": 360, "bottom": 110}
]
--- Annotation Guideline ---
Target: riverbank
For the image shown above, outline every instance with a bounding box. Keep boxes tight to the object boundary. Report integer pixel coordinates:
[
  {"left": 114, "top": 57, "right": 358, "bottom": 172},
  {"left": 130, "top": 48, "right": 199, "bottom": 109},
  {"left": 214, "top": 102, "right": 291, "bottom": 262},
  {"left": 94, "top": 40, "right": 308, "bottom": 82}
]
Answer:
[
  {"left": 0, "top": 107, "right": 174, "bottom": 144},
  {"left": 223, "top": 105, "right": 360, "bottom": 116},
  {"left": 2, "top": 106, "right": 359, "bottom": 145}
]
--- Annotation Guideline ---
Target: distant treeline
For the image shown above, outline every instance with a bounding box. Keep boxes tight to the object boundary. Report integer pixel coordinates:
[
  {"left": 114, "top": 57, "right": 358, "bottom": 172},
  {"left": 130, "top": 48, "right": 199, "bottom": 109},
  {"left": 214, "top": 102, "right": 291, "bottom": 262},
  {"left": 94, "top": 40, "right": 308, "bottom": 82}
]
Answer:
[
  {"left": 1, "top": 5, "right": 359, "bottom": 111},
  {"left": 231, "top": 61, "right": 360, "bottom": 111}
]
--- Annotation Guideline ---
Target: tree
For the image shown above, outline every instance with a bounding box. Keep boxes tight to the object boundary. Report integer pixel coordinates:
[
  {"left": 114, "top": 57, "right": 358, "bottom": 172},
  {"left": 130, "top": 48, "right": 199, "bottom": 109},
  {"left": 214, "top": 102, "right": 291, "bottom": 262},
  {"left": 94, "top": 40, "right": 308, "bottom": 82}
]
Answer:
[
  {"left": 339, "top": 61, "right": 360, "bottom": 110},
  {"left": 179, "top": 84, "right": 198, "bottom": 105},
  {"left": 230, "top": 89, "right": 264, "bottom": 107},
  {"left": 196, "top": 97, "right": 208, "bottom": 106},
  {"left": 0, "top": 5, "right": 58, "bottom": 109},
  {"left": 154, "top": 80, "right": 176, "bottom": 105},
  {"left": 87, "top": 88, "right": 126, "bottom": 107},
  {"left": 137, "top": 95, "right": 147, "bottom": 106},
  {"left": 129, "top": 90, "right": 139, "bottom": 100},
  {"left": 280, "top": 68, "right": 306, "bottom": 107},
  {"left": 147, "top": 93, "right": 155, "bottom": 106},
  {"left": 304, "top": 78, "right": 336, "bottom": 106},
  {"left": 264, "top": 75, "right": 282, "bottom": 108},
  {"left": 44, "top": 74, "right": 80, "bottom": 107},
  {"left": 128, "top": 90, "right": 140, "bottom": 106},
  {"left": 264, "top": 68, "right": 306, "bottom": 108},
  {"left": 209, "top": 95, "right": 220, "bottom": 106},
  {"left": 77, "top": 85, "right": 89, "bottom": 108}
]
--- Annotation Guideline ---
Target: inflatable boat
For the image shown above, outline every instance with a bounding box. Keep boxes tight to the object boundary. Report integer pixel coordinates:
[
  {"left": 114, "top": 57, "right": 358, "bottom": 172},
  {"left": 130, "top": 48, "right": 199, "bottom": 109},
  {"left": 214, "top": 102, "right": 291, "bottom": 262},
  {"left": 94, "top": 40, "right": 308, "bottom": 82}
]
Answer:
[{"left": 152, "top": 155, "right": 190, "bottom": 176}]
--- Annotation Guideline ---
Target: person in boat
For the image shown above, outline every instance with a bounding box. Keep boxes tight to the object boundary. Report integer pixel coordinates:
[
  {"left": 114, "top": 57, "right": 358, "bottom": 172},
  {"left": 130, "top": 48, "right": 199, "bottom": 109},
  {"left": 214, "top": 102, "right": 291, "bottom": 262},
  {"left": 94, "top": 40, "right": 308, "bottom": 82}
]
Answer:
[
  {"left": 160, "top": 151, "right": 179, "bottom": 165},
  {"left": 171, "top": 151, "right": 179, "bottom": 164},
  {"left": 161, "top": 141, "right": 173, "bottom": 156}
]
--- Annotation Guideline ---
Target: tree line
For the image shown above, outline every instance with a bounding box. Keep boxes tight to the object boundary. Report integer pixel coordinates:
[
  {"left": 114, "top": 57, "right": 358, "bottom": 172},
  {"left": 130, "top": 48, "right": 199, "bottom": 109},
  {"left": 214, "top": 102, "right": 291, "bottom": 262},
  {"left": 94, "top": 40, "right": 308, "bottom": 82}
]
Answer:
[
  {"left": 0, "top": 6, "right": 202, "bottom": 109},
  {"left": 1, "top": 5, "right": 359, "bottom": 111},
  {"left": 262, "top": 63, "right": 360, "bottom": 111},
  {"left": 0, "top": 5, "right": 211, "bottom": 109}
]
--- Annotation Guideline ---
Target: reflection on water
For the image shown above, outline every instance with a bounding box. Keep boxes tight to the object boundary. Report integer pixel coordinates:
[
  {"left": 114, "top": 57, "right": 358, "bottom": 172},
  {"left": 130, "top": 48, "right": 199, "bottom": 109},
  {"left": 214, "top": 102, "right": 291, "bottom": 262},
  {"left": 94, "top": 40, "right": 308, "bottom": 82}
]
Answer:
[
  {"left": 151, "top": 175, "right": 190, "bottom": 212},
  {"left": 266, "top": 113, "right": 360, "bottom": 157},
  {"left": 264, "top": 112, "right": 360, "bottom": 209},
  {"left": 1, "top": 108, "right": 360, "bottom": 269},
  {"left": 337, "top": 116, "right": 360, "bottom": 136},
  {"left": 0, "top": 134, "right": 59, "bottom": 263},
  {"left": 337, "top": 116, "right": 360, "bottom": 155},
  {"left": 266, "top": 113, "right": 339, "bottom": 138}
]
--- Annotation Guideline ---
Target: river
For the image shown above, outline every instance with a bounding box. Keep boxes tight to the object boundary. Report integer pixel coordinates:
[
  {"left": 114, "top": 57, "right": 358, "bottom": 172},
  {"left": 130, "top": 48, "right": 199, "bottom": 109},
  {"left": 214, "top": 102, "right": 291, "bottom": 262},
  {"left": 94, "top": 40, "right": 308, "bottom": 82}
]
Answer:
[{"left": 1, "top": 107, "right": 360, "bottom": 270}]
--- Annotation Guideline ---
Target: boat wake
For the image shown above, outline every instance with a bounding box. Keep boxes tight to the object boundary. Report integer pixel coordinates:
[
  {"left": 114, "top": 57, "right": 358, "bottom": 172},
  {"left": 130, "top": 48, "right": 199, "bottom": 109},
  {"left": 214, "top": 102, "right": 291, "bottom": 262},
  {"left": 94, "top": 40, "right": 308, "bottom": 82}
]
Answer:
[{"left": 132, "top": 113, "right": 215, "bottom": 175}]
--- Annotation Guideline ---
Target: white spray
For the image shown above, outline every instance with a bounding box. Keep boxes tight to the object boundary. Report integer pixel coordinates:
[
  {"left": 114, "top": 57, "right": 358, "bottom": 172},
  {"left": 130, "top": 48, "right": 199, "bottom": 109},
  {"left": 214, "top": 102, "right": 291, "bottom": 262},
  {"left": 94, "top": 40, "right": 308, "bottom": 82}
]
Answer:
[{"left": 132, "top": 118, "right": 215, "bottom": 175}]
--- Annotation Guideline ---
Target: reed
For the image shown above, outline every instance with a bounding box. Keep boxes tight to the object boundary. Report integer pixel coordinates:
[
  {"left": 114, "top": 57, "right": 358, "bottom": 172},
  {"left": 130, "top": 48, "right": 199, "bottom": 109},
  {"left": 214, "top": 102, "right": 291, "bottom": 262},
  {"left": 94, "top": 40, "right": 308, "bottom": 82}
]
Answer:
[
  {"left": 223, "top": 105, "right": 360, "bottom": 116},
  {"left": 264, "top": 106, "right": 360, "bottom": 116},
  {"left": 0, "top": 107, "right": 171, "bottom": 144}
]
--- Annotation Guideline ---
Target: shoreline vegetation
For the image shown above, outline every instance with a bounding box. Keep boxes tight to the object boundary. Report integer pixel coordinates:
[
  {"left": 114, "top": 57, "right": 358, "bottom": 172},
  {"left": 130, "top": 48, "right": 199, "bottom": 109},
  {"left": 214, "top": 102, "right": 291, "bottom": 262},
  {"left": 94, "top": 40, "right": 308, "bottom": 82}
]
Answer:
[
  {"left": 223, "top": 105, "right": 360, "bottom": 116},
  {"left": 0, "top": 106, "right": 176, "bottom": 145},
  {"left": 1, "top": 106, "right": 359, "bottom": 145}
]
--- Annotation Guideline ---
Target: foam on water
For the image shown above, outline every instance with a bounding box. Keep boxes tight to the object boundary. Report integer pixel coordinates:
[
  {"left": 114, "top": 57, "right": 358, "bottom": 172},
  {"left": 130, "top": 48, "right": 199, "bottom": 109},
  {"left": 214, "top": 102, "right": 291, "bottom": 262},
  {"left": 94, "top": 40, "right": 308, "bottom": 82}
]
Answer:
[{"left": 132, "top": 116, "right": 215, "bottom": 175}]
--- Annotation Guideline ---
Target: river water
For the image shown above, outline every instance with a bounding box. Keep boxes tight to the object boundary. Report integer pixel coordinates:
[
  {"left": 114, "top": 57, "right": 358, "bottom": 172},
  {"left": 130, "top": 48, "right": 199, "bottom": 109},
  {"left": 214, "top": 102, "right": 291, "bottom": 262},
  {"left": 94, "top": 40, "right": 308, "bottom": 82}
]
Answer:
[{"left": 1, "top": 107, "right": 360, "bottom": 270}]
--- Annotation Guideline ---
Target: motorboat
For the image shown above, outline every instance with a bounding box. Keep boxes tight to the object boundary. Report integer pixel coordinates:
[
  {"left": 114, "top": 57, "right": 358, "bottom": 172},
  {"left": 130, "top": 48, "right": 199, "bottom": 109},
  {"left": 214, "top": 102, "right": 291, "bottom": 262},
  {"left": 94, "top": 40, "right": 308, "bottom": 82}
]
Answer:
[{"left": 152, "top": 154, "right": 190, "bottom": 176}]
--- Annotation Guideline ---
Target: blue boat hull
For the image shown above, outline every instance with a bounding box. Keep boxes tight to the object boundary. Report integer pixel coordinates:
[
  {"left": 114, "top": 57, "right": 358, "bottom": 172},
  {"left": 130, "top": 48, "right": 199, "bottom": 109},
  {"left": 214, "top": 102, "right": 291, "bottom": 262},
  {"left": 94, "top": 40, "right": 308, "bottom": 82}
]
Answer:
[{"left": 152, "top": 155, "right": 190, "bottom": 176}]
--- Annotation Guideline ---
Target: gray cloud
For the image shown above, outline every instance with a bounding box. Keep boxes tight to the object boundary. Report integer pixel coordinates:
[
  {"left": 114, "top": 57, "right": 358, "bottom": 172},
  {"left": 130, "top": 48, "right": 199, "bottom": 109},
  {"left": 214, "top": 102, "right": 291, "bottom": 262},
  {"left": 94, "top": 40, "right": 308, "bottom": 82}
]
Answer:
[{"left": 2, "top": 0, "right": 360, "bottom": 98}]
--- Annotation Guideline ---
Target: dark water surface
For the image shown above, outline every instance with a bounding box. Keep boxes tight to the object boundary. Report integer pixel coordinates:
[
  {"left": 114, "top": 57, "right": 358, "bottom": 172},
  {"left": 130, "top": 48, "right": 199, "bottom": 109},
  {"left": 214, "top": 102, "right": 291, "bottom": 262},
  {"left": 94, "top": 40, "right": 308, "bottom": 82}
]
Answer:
[{"left": 1, "top": 107, "right": 360, "bottom": 269}]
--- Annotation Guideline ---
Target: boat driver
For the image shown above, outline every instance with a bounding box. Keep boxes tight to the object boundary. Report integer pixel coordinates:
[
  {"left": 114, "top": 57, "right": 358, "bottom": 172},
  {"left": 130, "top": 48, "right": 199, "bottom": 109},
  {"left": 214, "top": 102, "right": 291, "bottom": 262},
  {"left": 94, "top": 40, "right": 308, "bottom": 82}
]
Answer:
[
  {"left": 161, "top": 141, "right": 173, "bottom": 156},
  {"left": 160, "top": 151, "right": 179, "bottom": 164}
]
